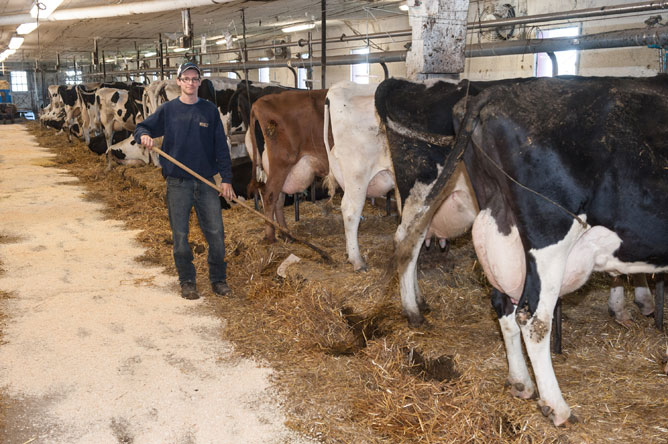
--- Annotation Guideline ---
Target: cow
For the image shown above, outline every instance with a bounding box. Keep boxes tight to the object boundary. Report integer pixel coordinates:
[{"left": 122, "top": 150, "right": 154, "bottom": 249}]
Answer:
[
  {"left": 323, "top": 82, "right": 397, "bottom": 271},
  {"left": 94, "top": 86, "right": 145, "bottom": 169},
  {"left": 377, "top": 75, "right": 668, "bottom": 426},
  {"left": 40, "top": 105, "right": 65, "bottom": 130},
  {"left": 142, "top": 79, "right": 180, "bottom": 117},
  {"left": 57, "top": 84, "right": 86, "bottom": 140},
  {"left": 248, "top": 89, "right": 331, "bottom": 242}
]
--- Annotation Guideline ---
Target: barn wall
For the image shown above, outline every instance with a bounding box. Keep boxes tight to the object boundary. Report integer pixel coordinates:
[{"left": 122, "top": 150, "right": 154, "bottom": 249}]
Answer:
[
  {"left": 464, "top": 0, "right": 663, "bottom": 81},
  {"left": 209, "top": 0, "right": 664, "bottom": 88}
]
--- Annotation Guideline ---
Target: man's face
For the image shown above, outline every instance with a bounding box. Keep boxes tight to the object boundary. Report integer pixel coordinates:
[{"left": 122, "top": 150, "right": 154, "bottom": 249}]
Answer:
[{"left": 177, "top": 68, "right": 200, "bottom": 94}]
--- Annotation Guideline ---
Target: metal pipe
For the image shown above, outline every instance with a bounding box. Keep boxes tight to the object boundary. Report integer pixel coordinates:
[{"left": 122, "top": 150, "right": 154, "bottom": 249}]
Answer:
[
  {"left": 81, "top": 25, "right": 668, "bottom": 78},
  {"left": 321, "top": 0, "right": 327, "bottom": 89},
  {"left": 465, "top": 25, "right": 668, "bottom": 57},
  {"left": 469, "top": 0, "right": 668, "bottom": 31},
  {"left": 287, "top": 66, "right": 298, "bottom": 87},
  {"left": 0, "top": 0, "right": 236, "bottom": 25}
]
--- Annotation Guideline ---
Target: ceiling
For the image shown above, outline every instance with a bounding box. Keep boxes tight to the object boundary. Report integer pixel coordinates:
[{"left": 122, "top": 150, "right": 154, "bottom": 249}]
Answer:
[{"left": 0, "top": 0, "right": 407, "bottom": 65}]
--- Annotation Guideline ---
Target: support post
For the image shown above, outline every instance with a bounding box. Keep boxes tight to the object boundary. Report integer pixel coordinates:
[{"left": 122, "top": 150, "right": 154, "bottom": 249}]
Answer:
[
  {"left": 321, "top": 0, "right": 327, "bottom": 88},
  {"left": 406, "top": 0, "right": 469, "bottom": 80}
]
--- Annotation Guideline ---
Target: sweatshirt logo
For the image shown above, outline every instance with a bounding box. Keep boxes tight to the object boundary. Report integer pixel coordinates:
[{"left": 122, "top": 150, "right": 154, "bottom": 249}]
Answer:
[{"left": 199, "top": 122, "right": 209, "bottom": 128}]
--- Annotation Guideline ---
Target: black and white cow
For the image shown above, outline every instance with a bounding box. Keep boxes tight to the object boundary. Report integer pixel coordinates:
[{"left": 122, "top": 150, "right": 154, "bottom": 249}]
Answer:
[
  {"left": 377, "top": 75, "right": 668, "bottom": 426},
  {"left": 94, "top": 85, "right": 145, "bottom": 168}
]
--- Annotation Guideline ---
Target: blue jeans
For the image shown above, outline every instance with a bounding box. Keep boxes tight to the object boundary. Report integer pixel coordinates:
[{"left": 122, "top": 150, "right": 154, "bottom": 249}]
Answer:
[{"left": 165, "top": 177, "right": 227, "bottom": 285}]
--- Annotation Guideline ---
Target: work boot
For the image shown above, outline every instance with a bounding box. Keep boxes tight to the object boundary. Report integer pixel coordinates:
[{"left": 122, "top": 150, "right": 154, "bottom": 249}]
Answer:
[
  {"left": 212, "top": 281, "right": 232, "bottom": 296},
  {"left": 181, "top": 282, "right": 200, "bottom": 300}
]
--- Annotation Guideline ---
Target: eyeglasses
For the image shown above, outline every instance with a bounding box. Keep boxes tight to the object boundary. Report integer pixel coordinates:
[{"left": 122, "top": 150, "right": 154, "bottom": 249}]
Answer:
[{"left": 179, "top": 77, "right": 200, "bottom": 84}]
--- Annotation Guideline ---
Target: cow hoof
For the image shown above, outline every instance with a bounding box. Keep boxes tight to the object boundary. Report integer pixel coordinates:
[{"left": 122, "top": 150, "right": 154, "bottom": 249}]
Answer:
[
  {"left": 418, "top": 300, "right": 430, "bottom": 314},
  {"left": 353, "top": 264, "right": 368, "bottom": 273},
  {"left": 406, "top": 312, "right": 425, "bottom": 328},
  {"left": 554, "top": 413, "right": 579, "bottom": 428},
  {"left": 506, "top": 380, "right": 535, "bottom": 399},
  {"left": 538, "top": 400, "right": 553, "bottom": 417}
]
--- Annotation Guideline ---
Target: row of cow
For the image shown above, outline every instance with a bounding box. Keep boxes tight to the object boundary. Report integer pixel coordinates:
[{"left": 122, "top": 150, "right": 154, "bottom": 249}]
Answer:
[
  {"left": 240, "top": 76, "right": 667, "bottom": 428},
  {"left": 38, "top": 73, "right": 667, "bottom": 427}
]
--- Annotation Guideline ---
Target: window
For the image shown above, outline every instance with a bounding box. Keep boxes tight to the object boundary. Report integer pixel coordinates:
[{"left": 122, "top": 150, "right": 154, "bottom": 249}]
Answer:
[
  {"left": 10, "top": 71, "right": 28, "bottom": 92},
  {"left": 297, "top": 67, "right": 308, "bottom": 89},
  {"left": 227, "top": 72, "right": 238, "bottom": 79},
  {"left": 350, "top": 47, "right": 370, "bottom": 84},
  {"left": 535, "top": 27, "right": 580, "bottom": 77},
  {"left": 258, "top": 57, "right": 269, "bottom": 83},
  {"left": 65, "top": 70, "right": 82, "bottom": 85}
]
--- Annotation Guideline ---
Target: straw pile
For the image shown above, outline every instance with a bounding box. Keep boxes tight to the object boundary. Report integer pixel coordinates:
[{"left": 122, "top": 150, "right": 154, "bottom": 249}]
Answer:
[{"left": 20, "top": 122, "right": 668, "bottom": 443}]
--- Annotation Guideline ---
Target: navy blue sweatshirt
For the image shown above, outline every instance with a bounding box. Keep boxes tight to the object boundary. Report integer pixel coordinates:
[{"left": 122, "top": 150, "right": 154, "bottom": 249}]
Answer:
[{"left": 134, "top": 98, "right": 232, "bottom": 182}]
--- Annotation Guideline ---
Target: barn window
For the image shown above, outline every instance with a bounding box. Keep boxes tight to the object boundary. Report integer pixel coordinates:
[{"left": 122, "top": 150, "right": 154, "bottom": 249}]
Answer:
[
  {"left": 64, "top": 70, "right": 82, "bottom": 85},
  {"left": 297, "top": 67, "right": 308, "bottom": 89},
  {"left": 258, "top": 57, "right": 270, "bottom": 83},
  {"left": 535, "top": 26, "right": 580, "bottom": 77},
  {"left": 10, "top": 71, "right": 28, "bottom": 92},
  {"left": 227, "top": 72, "right": 238, "bottom": 79},
  {"left": 350, "top": 47, "right": 370, "bottom": 84}
]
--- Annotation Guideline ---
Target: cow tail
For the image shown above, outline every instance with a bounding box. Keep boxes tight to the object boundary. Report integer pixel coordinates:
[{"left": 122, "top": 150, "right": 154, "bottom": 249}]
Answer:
[
  {"left": 322, "top": 97, "right": 338, "bottom": 202},
  {"left": 247, "top": 109, "right": 260, "bottom": 198}
]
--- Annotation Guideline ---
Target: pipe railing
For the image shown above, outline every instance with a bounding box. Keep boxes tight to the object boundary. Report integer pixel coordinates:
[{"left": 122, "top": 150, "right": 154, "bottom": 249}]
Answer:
[{"left": 80, "top": 25, "right": 668, "bottom": 80}]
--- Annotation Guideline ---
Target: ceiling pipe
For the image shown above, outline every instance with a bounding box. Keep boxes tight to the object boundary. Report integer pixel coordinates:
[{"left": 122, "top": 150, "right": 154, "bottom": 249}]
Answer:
[
  {"left": 0, "top": 0, "right": 233, "bottom": 26},
  {"left": 80, "top": 24, "right": 668, "bottom": 78}
]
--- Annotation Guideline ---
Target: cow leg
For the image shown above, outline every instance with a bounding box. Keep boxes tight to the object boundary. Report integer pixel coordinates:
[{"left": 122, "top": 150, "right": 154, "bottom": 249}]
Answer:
[
  {"left": 274, "top": 192, "right": 288, "bottom": 240},
  {"left": 492, "top": 290, "right": 536, "bottom": 399},
  {"left": 608, "top": 275, "right": 633, "bottom": 325},
  {"left": 632, "top": 274, "right": 654, "bottom": 316},
  {"left": 519, "top": 220, "right": 590, "bottom": 427},
  {"left": 262, "top": 171, "right": 290, "bottom": 242},
  {"left": 340, "top": 186, "right": 369, "bottom": 272}
]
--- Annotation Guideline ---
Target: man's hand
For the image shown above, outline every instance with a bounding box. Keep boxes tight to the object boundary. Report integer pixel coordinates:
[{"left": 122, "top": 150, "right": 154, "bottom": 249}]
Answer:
[
  {"left": 219, "top": 182, "right": 236, "bottom": 202},
  {"left": 140, "top": 134, "right": 154, "bottom": 150}
]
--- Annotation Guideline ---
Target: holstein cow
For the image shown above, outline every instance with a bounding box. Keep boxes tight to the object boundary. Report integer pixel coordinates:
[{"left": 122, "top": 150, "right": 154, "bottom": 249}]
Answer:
[
  {"left": 248, "top": 89, "right": 331, "bottom": 241},
  {"left": 323, "top": 82, "right": 397, "bottom": 271},
  {"left": 378, "top": 75, "right": 668, "bottom": 426},
  {"left": 95, "top": 86, "right": 145, "bottom": 169},
  {"left": 57, "top": 84, "right": 86, "bottom": 140}
]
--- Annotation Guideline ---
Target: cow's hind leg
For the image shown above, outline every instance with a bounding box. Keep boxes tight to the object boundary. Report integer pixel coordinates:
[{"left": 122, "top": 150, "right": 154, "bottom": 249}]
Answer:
[
  {"left": 632, "top": 274, "right": 654, "bottom": 316},
  {"left": 492, "top": 290, "right": 535, "bottom": 399},
  {"left": 521, "top": 248, "right": 580, "bottom": 427},
  {"left": 340, "top": 186, "right": 369, "bottom": 272}
]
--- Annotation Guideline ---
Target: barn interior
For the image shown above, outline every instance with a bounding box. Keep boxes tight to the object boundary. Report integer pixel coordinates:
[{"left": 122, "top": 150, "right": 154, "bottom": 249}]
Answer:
[{"left": 0, "top": 0, "right": 667, "bottom": 443}]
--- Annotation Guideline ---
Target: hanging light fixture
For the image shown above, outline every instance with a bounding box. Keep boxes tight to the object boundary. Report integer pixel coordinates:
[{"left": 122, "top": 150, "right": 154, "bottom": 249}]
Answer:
[
  {"left": 30, "top": 0, "right": 65, "bottom": 18},
  {"left": 17, "top": 22, "right": 39, "bottom": 35},
  {"left": 282, "top": 23, "right": 315, "bottom": 33},
  {"left": 9, "top": 36, "right": 25, "bottom": 50}
]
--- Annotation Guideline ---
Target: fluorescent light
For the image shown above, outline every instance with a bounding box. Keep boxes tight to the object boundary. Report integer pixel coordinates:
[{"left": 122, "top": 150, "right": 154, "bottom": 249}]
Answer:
[
  {"left": 399, "top": 4, "right": 409, "bottom": 11},
  {"left": 9, "top": 36, "right": 24, "bottom": 50},
  {"left": 1, "top": 49, "right": 17, "bottom": 62},
  {"left": 17, "top": 23, "right": 39, "bottom": 35},
  {"left": 216, "top": 38, "right": 227, "bottom": 45},
  {"left": 144, "top": 52, "right": 157, "bottom": 57},
  {"left": 173, "top": 47, "right": 187, "bottom": 53},
  {"left": 282, "top": 23, "right": 315, "bottom": 33},
  {"left": 30, "top": 0, "right": 65, "bottom": 18}
]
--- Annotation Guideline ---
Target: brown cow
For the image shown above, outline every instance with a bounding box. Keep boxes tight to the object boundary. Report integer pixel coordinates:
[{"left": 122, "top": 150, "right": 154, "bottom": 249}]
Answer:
[{"left": 248, "top": 89, "right": 332, "bottom": 242}]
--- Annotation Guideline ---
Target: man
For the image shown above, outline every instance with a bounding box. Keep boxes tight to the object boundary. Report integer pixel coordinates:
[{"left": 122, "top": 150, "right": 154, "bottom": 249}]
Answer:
[{"left": 134, "top": 62, "right": 236, "bottom": 300}]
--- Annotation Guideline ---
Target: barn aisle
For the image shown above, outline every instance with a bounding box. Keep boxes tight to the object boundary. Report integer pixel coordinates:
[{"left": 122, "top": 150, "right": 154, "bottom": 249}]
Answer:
[{"left": 0, "top": 125, "right": 313, "bottom": 443}]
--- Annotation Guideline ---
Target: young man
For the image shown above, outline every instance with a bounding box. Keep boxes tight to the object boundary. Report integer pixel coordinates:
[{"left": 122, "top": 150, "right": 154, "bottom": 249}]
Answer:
[{"left": 134, "top": 62, "right": 236, "bottom": 300}]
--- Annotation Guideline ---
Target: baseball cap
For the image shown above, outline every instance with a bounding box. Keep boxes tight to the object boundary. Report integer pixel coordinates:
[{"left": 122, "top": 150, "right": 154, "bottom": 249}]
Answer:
[{"left": 177, "top": 62, "right": 201, "bottom": 78}]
